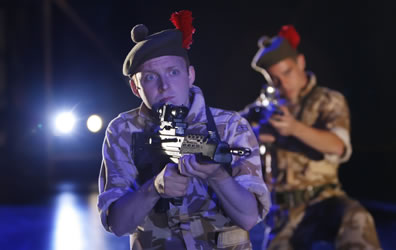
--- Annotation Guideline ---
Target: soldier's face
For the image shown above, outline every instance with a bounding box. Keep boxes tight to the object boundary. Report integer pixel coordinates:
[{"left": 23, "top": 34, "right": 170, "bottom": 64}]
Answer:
[
  {"left": 267, "top": 54, "right": 307, "bottom": 102},
  {"left": 131, "top": 56, "right": 195, "bottom": 109}
]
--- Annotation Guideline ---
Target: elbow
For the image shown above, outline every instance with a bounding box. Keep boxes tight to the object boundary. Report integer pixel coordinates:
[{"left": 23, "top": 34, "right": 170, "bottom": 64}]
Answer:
[
  {"left": 109, "top": 222, "right": 128, "bottom": 237},
  {"left": 333, "top": 133, "right": 348, "bottom": 157},
  {"left": 108, "top": 213, "right": 137, "bottom": 237},
  {"left": 237, "top": 195, "right": 260, "bottom": 231},
  {"left": 334, "top": 143, "right": 345, "bottom": 157},
  {"left": 238, "top": 213, "right": 259, "bottom": 231},
  {"left": 327, "top": 137, "right": 345, "bottom": 156},
  {"left": 240, "top": 217, "right": 258, "bottom": 231},
  {"left": 110, "top": 226, "right": 126, "bottom": 237},
  {"left": 109, "top": 223, "right": 136, "bottom": 237}
]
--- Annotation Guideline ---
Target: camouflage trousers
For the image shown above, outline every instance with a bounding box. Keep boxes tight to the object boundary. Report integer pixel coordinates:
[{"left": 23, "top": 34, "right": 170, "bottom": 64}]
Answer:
[{"left": 267, "top": 195, "right": 382, "bottom": 250}]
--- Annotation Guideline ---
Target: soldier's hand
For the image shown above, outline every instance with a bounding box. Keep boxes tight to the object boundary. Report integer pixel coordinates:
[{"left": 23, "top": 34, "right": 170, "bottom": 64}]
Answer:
[
  {"left": 259, "top": 134, "right": 276, "bottom": 143},
  {"left": 178, "top": 154, "right": 229, "bottom": 181},
  {"left": 154, "top": 163, "right": 189, "bottom": 198},
  {"left": 269, "top": 106, "right": 298, "bottom": 136}
]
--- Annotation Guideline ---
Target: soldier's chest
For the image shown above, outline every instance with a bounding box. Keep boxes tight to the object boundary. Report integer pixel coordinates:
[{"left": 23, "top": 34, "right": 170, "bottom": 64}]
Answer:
[{"left": 289, "top": 100, "right": 323, "bottom": 128}]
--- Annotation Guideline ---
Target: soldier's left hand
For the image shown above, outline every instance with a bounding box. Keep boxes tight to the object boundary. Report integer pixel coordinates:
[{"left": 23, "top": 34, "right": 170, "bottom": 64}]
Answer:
[
  {"left": 269, "top": 106, "right": 298, "bottom": 136},
  {"left": 178, "top": 154, "right": 229, "bottom": 181}
]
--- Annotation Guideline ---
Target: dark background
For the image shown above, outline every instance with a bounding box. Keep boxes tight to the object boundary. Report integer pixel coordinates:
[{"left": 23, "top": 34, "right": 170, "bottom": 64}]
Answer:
[
  {"left": 1, "top": 1, "right": 396, "bottom": 249},
  {"left": 1, "top": 0, "right": 395, "bottom": 227}
]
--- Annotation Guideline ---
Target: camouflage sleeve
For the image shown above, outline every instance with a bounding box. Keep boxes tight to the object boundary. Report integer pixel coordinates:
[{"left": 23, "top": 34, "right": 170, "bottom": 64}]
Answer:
[
  {"left": 224, "top": 113, "right": 271, "bottom": 222},
  {"left": 321, "top": 90, "right": 352, "bottom": 163},
  {"left": 97, "top": 118, "right": 139, "bottom": 232}
]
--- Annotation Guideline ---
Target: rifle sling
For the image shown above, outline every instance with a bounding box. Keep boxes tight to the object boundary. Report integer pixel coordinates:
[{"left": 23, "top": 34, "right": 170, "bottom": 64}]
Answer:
[
  {"left": 204, "top": 105, "right": 224, "bottom": 205},
  {"left": 296, "top": 84, "right": 317, "bottom": 121},
  {"left": 205, "top": 106, "right": 220, "bottom": 140}
]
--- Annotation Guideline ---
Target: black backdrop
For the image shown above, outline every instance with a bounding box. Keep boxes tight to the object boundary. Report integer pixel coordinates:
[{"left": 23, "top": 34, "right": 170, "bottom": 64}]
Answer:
[{"left": 1, "top": 0, "right": 395, "bottom": 203}]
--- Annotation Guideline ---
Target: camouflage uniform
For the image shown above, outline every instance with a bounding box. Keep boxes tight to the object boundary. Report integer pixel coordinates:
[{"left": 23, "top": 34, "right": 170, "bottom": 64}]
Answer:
[
  {"left": 243, "top": 73, "right": 382, "bottom": 250},
  {"left": 98, "top": 85, "right": 271, "bottom": 250}
]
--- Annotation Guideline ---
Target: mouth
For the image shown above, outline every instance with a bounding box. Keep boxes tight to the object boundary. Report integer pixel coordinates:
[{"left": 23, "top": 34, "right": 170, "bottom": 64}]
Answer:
[{"left": 159, "top": 96, "right": 174, "bottom": 104}]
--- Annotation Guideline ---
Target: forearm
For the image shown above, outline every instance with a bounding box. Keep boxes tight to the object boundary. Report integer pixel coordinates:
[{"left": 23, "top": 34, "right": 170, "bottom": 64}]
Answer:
[
  {"left": 108, "top": 178, "right": 160, "bottom": 236},
  {"left": 293, "top": 121, "right": 345, "bottom": 156},
  {"left": 208, "top": 168, "right": 259, "bottom": 231}
]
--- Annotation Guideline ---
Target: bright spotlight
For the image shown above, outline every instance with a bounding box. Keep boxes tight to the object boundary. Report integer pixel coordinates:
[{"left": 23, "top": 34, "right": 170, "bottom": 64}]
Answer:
[
  {"left": 55, "top": 112, "right": 76, "bottom": 134},
  {"left": 87, "top": 114, "right": 103, "bottom": 133},
  {"left": 259, "top": 144, "right": 267, "bottom": 155}
]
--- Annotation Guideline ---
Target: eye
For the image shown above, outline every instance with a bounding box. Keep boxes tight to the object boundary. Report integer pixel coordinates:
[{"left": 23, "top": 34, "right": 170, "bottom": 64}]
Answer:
[
  {"left": 143, "top": 73, "right": 156, "bottom": 82},
  {"left": 283, "top": 68, "right": 292, "bottom": 76},
  {"left": 270, "top": 76, "right": 280, "bottom": 86},
  {"left": 169, "top": 69, "right": 180, "bottom": 76}
]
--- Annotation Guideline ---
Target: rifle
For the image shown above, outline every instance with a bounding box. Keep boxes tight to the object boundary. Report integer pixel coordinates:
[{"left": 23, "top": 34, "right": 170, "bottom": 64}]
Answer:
[
  {"left": 244, "top": 84, "right": 285, "bottom": 126},
  {"left": 242, "top": 84, "right": 288, "bottom": 249},
  {"left": 242, "top": 84, "right": 286, "bottom": 186},
  {"left": 243, "top": 83, "right": 322, "bottom": 248},
  {"left": 132, "top": 103, "right": 251, "bottom": 211}
]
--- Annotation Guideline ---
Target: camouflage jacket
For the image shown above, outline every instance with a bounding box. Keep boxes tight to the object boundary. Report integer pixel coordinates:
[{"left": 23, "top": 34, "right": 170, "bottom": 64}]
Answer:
[
  {"left": 98, "top": 85, "right": 270, "bottom": 249},
  {"left": 242, "top": 73, "right": 352, "bottom": 194}
]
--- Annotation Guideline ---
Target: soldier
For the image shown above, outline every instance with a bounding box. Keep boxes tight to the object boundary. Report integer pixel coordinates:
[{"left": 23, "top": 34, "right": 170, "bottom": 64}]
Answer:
[
  {"left": 241, "top": 25, "right": 382, "bottom": 249},
  {"left": 97, "top": 10, "right": 270, "bottom": 249}
]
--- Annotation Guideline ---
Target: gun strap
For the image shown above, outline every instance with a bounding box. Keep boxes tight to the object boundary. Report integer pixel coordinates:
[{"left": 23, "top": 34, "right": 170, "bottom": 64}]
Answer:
[
  {"left": 296, "top": 85, "right": 317, "bottom": 121},
  {"left": 205, "top": 106, "right": 220, "bottom": 140},
  {"left": 205, "top": 106, "right": 225, "bottom": 205}
]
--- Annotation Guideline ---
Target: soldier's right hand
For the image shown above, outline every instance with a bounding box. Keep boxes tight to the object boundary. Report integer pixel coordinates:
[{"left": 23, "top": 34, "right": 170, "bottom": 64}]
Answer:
[
  {"left": 154, "top": 163, "right": 189, "bottom": 198},
  {"left": 259, "top": 133, "right": 276, "bottom": 144}
]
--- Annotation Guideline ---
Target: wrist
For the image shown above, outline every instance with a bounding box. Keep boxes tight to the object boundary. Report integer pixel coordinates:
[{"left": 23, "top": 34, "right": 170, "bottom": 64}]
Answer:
[
  {"left": 208, "top": 165, "right": 230, "bottom": 183},
  {"left": 292, "top": 120, "right": 304, "bottom": 137},
  {"left": 153, "top": 174, "right": 165, "bottom": 198}
]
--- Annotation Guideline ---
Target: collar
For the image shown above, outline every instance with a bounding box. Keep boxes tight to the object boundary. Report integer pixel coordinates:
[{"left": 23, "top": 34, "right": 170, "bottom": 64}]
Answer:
[
  {"left": 184, "top": 85, "right": 208, "bottom": 125},
  {"left": 297, "top": 71, "right": 317, "bottom": 103}
]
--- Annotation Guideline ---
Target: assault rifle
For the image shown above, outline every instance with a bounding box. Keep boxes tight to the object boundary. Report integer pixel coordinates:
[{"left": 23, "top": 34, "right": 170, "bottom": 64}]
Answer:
[
  {"left": 241, "top": 84, "right": 288, "bottom": 248},
  {"left": 244, "top": 84, "right": 286, "bottom": 126},
  {"left": 131, "top": 103, "right": 251, "bottom": 211}
]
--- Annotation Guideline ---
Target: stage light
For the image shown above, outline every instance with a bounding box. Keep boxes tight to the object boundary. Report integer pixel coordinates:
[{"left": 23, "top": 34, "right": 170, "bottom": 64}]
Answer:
[
  {"left": 259, "top": 144, "right": 266, "bottom": 155},
  {"left": 87, "top": 114, "right": 103, "bottom": 133},
  {"left": 55, "top": 112, "right": 76, "bottom": 134}
]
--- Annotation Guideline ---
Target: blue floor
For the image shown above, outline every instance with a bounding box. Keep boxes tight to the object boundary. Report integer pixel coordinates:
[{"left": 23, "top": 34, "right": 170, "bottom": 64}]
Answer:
[
  {"left": 0, "top": 184, "right": 130, "bottom": 250},
  {"left": 1, "top": 183, "right": 395, "bottom": 250}
]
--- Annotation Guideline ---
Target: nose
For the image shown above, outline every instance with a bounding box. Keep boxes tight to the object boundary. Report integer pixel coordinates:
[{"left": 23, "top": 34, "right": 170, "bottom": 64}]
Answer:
[{"left": 158, "top": 75, "right": 170, "bottom": 92}]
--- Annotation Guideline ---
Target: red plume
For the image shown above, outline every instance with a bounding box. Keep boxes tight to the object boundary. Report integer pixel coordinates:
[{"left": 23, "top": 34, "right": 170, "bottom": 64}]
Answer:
[
  {"left": 278, "top": 25, "right": 300, "bottom": 49},
  {"left": 170, "top": 10, "right": 195, "bottom": 49}
]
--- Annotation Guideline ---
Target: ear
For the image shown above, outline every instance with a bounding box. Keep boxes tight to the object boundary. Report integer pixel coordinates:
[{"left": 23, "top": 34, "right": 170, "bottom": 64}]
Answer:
[
  {"left": 296, "top": 54, "right": 306, "bottom": 71},
  {"left": 187, "top": 65, "right": 195, "bottom": 88},
  {"left": 129, "top": 78, "right": 141, "bottom": 98}
]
